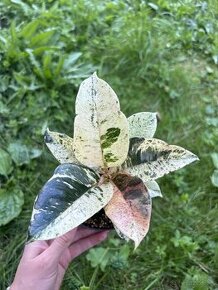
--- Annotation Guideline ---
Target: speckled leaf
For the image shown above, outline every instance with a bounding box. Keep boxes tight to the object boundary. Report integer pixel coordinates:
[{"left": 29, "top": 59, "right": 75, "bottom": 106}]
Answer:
[
  {"left": 145, "top": 180, "right": 162, "bottom": 198},
  {"left": 44, "top": 129, "right": 78, "bottom": 164},
  {"left": 28, "top": 164, "right": 114, "bottom": 241},
  {"left": 128, "top": 112, "right": 157, "bottom": 139},
  {"left": 114, "top": 225, "right": 129, "bottom": 241},
  {"left": 73, "top": 72, "right": 129, "bottom": 168},
  {"left": 105, "top": 173, "right": 151, "bottom": 249},
  {"left": 123, "top": 138, "right": 199, "bottom": 181}
]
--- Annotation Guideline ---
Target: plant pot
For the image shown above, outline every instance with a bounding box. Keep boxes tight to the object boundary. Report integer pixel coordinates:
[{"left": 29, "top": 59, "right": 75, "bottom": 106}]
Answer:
[{"left": 83, "top": 209, "right": 114, "bottom": 229}]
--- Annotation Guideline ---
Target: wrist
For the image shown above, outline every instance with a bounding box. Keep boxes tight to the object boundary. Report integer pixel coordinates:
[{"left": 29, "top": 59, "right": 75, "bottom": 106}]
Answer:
[
  {"left": 9, "top": 281, "right": 23, "bottom": 290},
  {"left": 8, "top": 283, "right": 15, "bottom": 290}
]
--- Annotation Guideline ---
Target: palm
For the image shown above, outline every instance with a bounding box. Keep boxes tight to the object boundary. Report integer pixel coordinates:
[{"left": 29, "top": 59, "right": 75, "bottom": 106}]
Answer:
[
  {"left": 37, "top": 239, "right": 72, "bottom": 269},
  {"left": 11, "top": 227, "right": 108, "bottom": 290},
  {"left": 32, "top": 240, "right": 71, "bottom": 283}
]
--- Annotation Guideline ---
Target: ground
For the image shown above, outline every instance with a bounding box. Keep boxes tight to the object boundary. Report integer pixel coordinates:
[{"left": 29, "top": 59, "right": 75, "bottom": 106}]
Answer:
[{"left": 0, "top": 1, "right": 217, "bottom": 289}]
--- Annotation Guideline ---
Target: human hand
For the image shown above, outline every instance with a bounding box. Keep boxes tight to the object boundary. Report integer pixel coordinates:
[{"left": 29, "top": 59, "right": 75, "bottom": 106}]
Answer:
[{"left": 10, "top": 227, "right": 108, "bottom": 290}]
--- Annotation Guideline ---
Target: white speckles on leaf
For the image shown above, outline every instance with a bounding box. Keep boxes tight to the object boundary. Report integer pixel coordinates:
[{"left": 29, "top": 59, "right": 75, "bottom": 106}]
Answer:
[
  {"left": 145, "top": 180, "right": 162, "bottom": 198},
  {"left": 123, "top": 138, "right": 199, "bottom": 181},
  {"left": 105, "top": 174, "right": 151, "bottom": 249},
  {"left": 44, "top": 128, "right": 78, "bottom": 164},
  {"left": 32, "top": 182, "right": 114, "bottom": 241},
  {"left": 30, "top": 73, "right": 199, "bottom": 247},
  {"left": 128, "top": 112, "right": 157, "bottom": 139},
  {"left": 28, "top": 164, "right": 114, "bottom": 241},
  {"left": 73, "top": 73, "right": 129, "bottom": 168}
]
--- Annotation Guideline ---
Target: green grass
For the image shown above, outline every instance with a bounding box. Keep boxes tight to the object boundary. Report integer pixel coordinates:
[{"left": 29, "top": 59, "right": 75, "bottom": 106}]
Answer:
[{"left": 0, "top": 0, "right": 218, "bottom": 289}]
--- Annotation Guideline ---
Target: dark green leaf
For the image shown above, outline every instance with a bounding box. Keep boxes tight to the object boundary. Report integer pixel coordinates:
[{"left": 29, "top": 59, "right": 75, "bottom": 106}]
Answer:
[
  {"left": 0, "top": 189, "right": 24, "bottom": 226},
  {"left": 8, "top": 143, "right": 30, "bottom": 166},
  {"left": 28, "top": 164, "right": 114, "bottom": 241},
  {"left": 0, "top": 148, "right": 13, "bottom": 177},
  {"left": 123, "top": 138, "right": 198, "bottom": 182}
]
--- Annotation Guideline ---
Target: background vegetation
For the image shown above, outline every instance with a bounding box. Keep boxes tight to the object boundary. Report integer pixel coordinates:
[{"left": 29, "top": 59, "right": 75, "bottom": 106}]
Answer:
[{"left": 0, "top": 0, "right": 217, "bottom": 289}]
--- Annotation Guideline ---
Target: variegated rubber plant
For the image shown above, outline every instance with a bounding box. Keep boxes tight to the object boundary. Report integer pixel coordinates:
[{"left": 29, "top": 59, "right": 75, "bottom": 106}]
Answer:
[{"left": 28, "top": 72, "right": 199, "bottom": 248}]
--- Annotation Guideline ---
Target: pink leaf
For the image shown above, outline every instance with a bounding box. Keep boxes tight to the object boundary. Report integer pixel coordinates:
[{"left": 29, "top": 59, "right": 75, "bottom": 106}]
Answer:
[{"left": 105, "top": 174, "right": 151, "bottom": 248}]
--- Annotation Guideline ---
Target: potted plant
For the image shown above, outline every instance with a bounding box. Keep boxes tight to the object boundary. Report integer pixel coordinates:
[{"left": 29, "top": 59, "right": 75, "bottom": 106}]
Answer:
[{"left": 28, "top": 73, "right": 198, "bottom": 248}]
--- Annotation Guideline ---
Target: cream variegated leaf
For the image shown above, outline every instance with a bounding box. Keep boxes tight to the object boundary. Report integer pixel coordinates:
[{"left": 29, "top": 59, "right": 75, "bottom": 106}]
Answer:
[
  {"left": 114, "top": 225, "right": 129, "bottom": 241},
  {"left": 123, "top": 138, "right": 199, "bottom": 182},
  {"left": 28, "top": 164, "right": 114, "bottom": 241},
  {"left": 105, "top": 174, "right": 151, "bottom": 249},
  {"left": 145, "top": 180, "right": 162, "bottom": 198},
  {"left": 28, "top": 72, "right": 199, "bottom": 247},
  {"left": 44, "top": 129, "right": 78, "bottom": 164},
  {"left": 73, "top": 72, "right": 129, "bottom": 168},
  {"left": 128, "top": 112, "right": 157, "bottom": 139}
]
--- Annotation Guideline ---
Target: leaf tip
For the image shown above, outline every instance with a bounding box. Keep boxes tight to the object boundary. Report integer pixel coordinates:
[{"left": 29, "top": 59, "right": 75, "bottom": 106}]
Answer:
[
  {"left": 191, "top": 153, "right": 200, "bottom": 162},
  {"left": 155, "top": 111, "right": 161, "bottom": 122},
  {"left": 92, "top": 71, "right": 98, "bottom": 78},
  {"left": 44, "top": 128, "right": 53, "bottom": 143},
  {"left": 195, "top": 156, "right": 200, "bottom": 162},
  {"left": 133, "top": 240, "right": 140, "bottom": 251}
]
